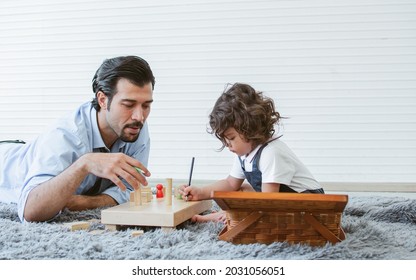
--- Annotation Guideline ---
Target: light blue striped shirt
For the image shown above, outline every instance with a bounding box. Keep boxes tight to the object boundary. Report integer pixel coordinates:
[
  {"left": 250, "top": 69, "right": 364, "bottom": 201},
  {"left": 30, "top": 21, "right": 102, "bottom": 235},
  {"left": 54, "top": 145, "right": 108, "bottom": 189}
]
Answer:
[{"left": 0, "top": 101, "right": 150, "bottom": 222}]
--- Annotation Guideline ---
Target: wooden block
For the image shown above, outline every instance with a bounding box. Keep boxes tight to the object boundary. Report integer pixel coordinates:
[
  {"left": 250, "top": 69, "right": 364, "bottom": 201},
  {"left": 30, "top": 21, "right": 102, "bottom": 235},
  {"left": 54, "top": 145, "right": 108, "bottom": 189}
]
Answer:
[
  {"left": 141, "top": 187, "right": 153, "bottom": 202},
  {"left": 104, "top": 224, "right": 119, "bottom": 231},
  {"left": 131, "top": 230, "right": 144, "bottom": 237},
  {"left": 63, "top": 221, "right": 90, "bottom": 231},
  {"left": 161, "top": 227, "right": 175, "bottom": 233},
  {"left": 130, "top": 189, "right": 152, "bottom": 203},
  {"left": 89, "top": 229, "right": 106, "bottom": 235},
  {"left": 85, "top": 218, "right": 101, "bottom": 224},
  {"left": 165, "top": 178, "right": 172, "bottom": 206},
  {"left": 134, "top": 183, "right": 142, "bottom": 206},
  {"left": 147, "top": 191, "right": 153, "bottom": 201},
  {"left": 101, "top": 199, "right": 212, "bottom": 228},
  {"left": 141, "top": 187, "right": 152, "bottom": 194},
  {"left": 134, "top": 190, "right": 138, "bottom": 206}
]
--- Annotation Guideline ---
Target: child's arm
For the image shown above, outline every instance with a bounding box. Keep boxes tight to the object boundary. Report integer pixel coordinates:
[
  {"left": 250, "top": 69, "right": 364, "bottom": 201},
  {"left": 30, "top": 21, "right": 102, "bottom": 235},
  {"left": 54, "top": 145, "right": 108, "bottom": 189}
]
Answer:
[
  {"left": 180, "top": 175, "right": 244, "bottom": 200},
  {"left": 262, "top": 182, "right": 281, "bottom": 193}
]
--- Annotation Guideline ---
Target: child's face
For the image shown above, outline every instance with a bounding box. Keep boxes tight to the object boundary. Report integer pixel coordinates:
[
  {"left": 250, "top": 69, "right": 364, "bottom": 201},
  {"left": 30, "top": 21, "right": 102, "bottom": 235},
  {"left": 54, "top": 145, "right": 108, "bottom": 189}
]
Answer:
[{"left": 223, "top": 128, "right": 253, "bottom": 156}]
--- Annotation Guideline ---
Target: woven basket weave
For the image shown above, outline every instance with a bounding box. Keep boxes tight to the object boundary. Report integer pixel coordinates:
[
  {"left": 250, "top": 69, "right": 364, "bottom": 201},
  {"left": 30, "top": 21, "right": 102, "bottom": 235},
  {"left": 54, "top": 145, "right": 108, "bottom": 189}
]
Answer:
[
  {"left": 221, "top": 210, "right": 344, "bottom": 246},
  {"left": 213, "top": 191, "right": 348, "bottom": 247}
]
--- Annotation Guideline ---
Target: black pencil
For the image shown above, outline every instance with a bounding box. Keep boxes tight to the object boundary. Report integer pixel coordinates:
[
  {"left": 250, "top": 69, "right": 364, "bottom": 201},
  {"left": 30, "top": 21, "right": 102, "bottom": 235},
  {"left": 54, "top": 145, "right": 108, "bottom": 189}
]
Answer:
[
  {"left": 185, "top": 157, "right": 195, "bottom": 201},
  {"left": 188, "top": 157, "right": 195, "bottom": 186}
]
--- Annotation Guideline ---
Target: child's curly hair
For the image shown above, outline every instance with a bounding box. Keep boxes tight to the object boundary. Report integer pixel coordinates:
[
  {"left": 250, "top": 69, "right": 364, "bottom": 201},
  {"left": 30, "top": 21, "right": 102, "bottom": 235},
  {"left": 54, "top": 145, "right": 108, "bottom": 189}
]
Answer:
[{"left": 208, "top": 83, "right": 281, "bottom": 150}]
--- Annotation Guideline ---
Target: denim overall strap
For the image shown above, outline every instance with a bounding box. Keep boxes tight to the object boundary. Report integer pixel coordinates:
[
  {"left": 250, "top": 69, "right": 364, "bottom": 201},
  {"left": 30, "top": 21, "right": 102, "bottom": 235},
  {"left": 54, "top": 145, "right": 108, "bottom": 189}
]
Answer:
[
  {"left": 239, "top": 150, "right": 263, "bottom": 192},
  {"left": 238, "top": 139, "right": 278, "bottom": 192}
]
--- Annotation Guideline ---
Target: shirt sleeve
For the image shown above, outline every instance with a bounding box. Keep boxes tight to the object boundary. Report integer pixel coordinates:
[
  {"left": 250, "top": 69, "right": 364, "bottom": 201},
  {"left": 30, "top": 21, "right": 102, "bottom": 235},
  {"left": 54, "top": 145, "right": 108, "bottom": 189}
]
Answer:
[
  {"left": 229, "top": 156, "right": 245, "bottom": 179},
  {"left": 18, "top": 124, "right": 87, "bottom": 221},
  {"left": 259, "top": 144, "right": 296, "bottom": 185},
  {"left": 102, "top": 185, "right": 130, "bottom": 205}
]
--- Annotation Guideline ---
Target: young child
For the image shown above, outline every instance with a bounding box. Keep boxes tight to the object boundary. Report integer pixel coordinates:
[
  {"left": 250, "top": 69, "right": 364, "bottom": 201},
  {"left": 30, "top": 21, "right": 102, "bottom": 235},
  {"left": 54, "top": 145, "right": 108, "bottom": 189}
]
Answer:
[{"left": 179, "top": 83, "right": 324, "bottom": 222}]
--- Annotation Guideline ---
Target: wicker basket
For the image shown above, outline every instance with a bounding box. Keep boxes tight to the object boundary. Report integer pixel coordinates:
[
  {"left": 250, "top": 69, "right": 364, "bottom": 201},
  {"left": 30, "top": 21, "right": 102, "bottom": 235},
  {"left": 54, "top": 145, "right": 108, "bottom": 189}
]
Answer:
[{"left": 213, "top": 192, "right": 348, "bottom": 246}]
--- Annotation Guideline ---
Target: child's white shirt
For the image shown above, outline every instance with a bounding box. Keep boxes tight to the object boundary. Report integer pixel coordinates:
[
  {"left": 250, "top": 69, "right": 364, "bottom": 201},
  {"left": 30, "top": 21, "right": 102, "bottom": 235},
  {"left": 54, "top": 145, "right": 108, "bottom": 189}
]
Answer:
[{"left": 229, "top": 138, "right": 321, "bottom": 192}]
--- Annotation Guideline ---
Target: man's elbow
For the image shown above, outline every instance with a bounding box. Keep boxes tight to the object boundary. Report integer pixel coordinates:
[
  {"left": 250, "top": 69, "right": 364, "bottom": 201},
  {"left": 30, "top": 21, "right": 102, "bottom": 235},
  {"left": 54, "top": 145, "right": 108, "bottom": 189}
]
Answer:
[
  {"left": 23, "top": 207, "right": 43, "bottom": 222},
  {"left": 23, "top": 204, "right": 56, "bottom": 222}
]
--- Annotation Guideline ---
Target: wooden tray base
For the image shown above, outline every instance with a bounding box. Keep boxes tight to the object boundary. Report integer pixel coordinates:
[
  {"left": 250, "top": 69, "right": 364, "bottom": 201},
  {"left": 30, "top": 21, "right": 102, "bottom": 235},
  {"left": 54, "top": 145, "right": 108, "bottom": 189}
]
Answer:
[{"left": 101, "top": 198, "right": 212, "bottom": 230}]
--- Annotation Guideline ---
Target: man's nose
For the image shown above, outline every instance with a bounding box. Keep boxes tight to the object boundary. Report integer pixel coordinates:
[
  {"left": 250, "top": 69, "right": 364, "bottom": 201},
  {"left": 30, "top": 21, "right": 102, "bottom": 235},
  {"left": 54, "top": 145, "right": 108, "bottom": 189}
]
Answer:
[{"left": 132, "top": 108, "right": 144, "bottom": 122}]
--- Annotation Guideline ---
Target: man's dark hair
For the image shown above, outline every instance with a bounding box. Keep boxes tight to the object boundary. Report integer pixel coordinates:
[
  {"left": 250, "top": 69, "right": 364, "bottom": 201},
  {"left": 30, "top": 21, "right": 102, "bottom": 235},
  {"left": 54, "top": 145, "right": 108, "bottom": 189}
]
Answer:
[{"left": 91, "top": 56, "right": 155, "bottom": 111}]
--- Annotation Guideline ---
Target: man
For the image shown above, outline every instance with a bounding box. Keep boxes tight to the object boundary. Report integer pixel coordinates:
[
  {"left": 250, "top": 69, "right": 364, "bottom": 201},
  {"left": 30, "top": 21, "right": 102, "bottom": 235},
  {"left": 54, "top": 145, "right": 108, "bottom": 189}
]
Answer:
[{"left": 0, "top": 55, "right": 154, "bottom": 222}]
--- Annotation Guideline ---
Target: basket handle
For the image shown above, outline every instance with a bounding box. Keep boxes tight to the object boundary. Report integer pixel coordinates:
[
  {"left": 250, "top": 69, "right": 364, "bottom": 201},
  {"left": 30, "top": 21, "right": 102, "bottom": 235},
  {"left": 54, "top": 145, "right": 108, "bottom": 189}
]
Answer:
[
  {"left": 219, "top": 211, "right": 264, "bottom": 241},
  {"left": 303, "top": 212, "right": 345, "bottom": 244}
]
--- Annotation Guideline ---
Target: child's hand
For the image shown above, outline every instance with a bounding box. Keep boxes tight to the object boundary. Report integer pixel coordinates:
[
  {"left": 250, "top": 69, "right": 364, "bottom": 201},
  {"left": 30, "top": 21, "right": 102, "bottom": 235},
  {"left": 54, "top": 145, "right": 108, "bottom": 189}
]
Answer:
[{"left": 179, "top": 184, "right": 201, "bottom": 201}]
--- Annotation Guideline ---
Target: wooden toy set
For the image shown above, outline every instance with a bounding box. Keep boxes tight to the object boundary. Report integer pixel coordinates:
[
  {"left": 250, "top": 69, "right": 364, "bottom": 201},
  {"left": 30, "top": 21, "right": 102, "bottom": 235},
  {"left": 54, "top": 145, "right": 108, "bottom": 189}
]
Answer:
[
  {"left": 101, "top": 178, "right": 212, "bottom": 230},
  {"left": 213, "top": 191, "right": 348, "bottom": 246}
]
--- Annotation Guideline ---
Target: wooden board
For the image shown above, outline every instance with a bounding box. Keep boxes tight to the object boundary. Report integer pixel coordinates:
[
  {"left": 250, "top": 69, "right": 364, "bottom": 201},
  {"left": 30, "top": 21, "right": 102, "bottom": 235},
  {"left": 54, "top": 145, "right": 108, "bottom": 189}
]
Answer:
[
  {"left": 212, "top": 191, "right": 348, "bottom": 213},
  {"left": 101, "top": 198, "right": 212, "bottom": 228}
]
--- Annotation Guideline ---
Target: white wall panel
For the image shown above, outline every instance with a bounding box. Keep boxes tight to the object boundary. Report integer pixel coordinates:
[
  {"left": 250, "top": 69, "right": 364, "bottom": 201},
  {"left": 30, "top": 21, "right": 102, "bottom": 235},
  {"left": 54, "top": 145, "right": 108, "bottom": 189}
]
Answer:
[{"left": 0, "top": 0, "right": 415, "bottom": 186}]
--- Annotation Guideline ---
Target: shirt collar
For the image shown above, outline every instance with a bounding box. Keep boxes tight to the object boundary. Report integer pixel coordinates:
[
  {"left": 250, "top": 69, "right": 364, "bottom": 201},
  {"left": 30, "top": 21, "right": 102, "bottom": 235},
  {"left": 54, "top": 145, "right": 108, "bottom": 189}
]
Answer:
[
  {"left": 240, "top": 137, "right": 279, "bottom": 163},
  {"left": 241, "top": 144, "right": 261, "bottom": 163}
]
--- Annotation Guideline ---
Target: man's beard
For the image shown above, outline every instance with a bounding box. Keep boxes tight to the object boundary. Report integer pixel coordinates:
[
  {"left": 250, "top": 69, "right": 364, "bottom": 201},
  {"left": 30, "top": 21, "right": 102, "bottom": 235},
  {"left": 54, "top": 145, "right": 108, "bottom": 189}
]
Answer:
[{"left": 120, "top": 121, "right": 143, "bottom": 142}]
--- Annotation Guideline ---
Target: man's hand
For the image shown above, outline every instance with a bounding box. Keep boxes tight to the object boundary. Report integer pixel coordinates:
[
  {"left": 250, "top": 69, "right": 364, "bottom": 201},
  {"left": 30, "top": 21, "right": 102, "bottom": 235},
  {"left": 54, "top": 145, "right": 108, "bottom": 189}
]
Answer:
[{"left": 82, "top": 152, "right": 151, "bottom": 191}]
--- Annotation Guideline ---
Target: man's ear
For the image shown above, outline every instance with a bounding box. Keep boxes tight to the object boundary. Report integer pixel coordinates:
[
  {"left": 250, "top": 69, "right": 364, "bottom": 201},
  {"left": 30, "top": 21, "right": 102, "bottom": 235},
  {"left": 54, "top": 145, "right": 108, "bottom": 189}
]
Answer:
[{"left": 97, "top": 91, "right": 108, "bottom": 110}]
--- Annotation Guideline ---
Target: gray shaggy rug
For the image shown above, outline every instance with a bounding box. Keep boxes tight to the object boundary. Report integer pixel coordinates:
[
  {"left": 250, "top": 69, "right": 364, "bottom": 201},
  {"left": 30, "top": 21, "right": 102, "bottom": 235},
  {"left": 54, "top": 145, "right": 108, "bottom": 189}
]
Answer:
[{"left": 0, "top": 195, "right": 415, "bottom": 260}]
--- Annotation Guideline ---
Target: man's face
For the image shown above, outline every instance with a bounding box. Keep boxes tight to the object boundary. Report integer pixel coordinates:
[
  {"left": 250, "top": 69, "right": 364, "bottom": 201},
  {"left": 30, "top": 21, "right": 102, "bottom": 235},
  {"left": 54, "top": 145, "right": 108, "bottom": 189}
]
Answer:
[{"left": 99, "top": 78, "right": 153, "bottom": 145}]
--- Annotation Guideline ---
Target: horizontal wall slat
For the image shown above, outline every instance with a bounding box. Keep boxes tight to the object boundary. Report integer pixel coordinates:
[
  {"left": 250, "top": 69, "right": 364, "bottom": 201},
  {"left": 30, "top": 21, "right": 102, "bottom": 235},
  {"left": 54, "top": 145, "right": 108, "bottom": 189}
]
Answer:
[{"left": 1, "top": 0, "right": 415, "bottom": 185}]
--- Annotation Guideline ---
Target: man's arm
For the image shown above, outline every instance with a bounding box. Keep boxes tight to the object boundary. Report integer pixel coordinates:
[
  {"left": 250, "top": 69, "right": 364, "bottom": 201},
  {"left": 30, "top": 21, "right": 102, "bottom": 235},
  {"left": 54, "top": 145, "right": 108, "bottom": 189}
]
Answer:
[
  {"left": 24, "top": 156, "right": 90, "bottom": 222},
  {"left": 65, "top": 194, "right": 117, "bottom": 211},
  {"left": 23, "top": 152, "right": 150, "bottom": 222}
]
